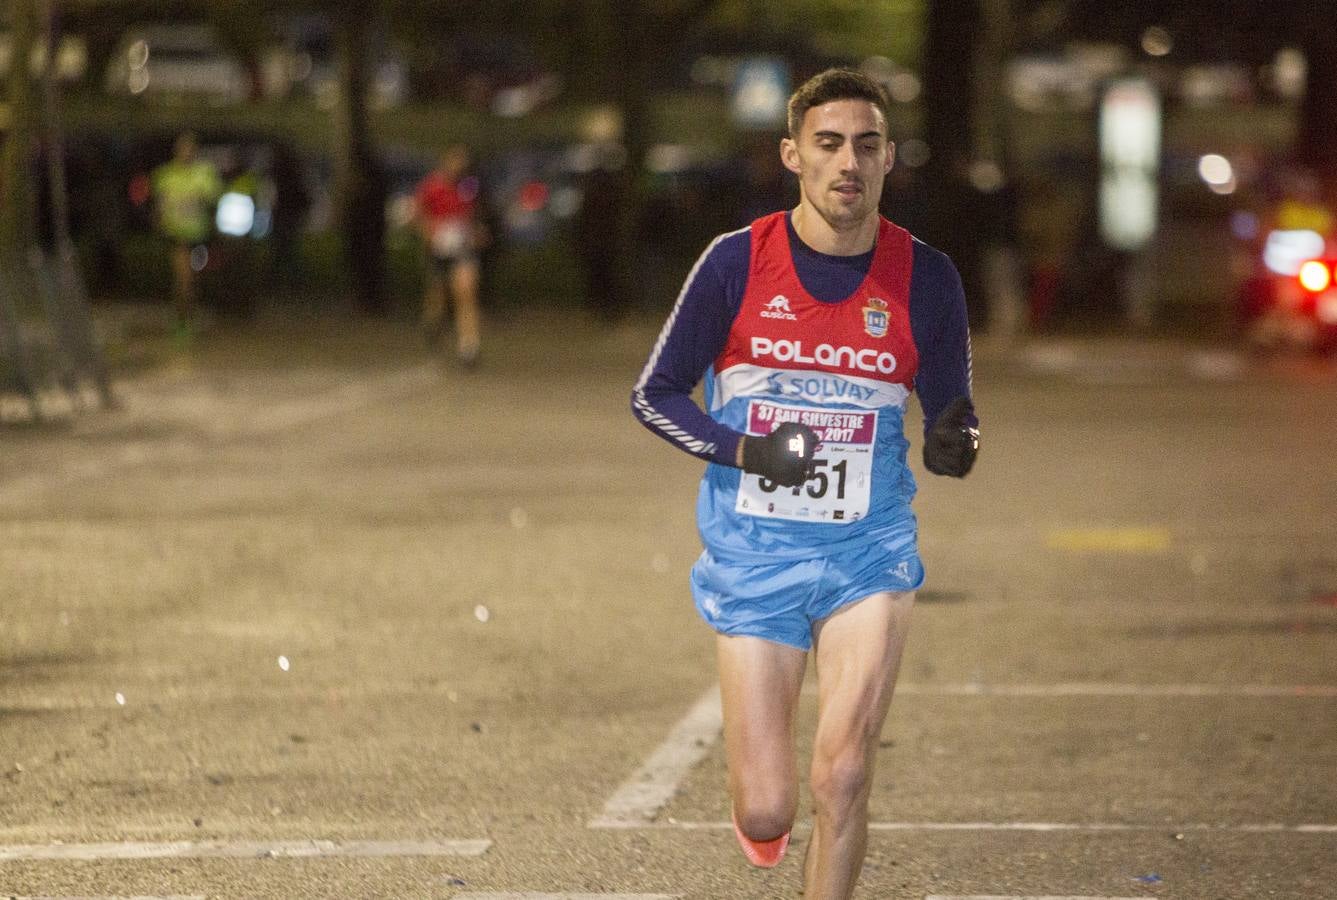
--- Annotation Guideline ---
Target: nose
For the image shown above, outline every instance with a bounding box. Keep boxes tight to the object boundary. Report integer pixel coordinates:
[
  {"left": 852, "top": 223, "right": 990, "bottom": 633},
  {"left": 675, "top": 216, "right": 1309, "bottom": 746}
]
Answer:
[{"left": 837, "top": 142, "right": 859, "bottom": 174}]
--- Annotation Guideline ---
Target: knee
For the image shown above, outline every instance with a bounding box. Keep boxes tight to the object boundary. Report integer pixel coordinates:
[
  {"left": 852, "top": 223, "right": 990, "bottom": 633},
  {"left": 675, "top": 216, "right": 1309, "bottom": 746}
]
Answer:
[
  {"left": 810, "top": 749, "right": 870, "bottom": 816},
  {"left": 734, "top": 792, "right": 795, "bottom": 841}
]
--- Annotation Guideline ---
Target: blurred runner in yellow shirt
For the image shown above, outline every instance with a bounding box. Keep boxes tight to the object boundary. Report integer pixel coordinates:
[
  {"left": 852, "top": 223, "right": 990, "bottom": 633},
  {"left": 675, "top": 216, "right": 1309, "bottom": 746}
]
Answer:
[{"left": 152, "top": 132, "right": 222, "bottom": 331}]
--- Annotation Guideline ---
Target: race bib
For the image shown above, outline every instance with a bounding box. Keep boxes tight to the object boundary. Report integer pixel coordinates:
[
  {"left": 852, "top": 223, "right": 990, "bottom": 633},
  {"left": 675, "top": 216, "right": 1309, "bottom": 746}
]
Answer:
[
  {"left": 735, "top": 401, "right": 877, "bottom": 524},
  {"left": 431, "top": 221, "right": 469, "bottom": 257}
]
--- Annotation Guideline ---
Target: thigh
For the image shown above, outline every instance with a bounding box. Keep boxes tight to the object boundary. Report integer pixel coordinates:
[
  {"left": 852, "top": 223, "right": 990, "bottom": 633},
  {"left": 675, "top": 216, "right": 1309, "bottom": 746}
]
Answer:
[
  {"left": 424, "top": 261, "right": 448, "bottom": 293},
  {"left": 716, "top": 634, "right": 807, "bottom": 787},
  {"left": 810, "top": 591, "right": 914, "bottom": 757},
  {"left": 449, "top": 258, "right": 480, "bottom": 299}
]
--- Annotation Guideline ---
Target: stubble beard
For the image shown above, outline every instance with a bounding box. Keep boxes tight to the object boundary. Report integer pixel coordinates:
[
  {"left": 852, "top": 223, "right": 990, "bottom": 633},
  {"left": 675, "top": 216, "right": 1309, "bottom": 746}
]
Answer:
[{"left": 812, "top": 188, "right": 876, "bottom": 235}]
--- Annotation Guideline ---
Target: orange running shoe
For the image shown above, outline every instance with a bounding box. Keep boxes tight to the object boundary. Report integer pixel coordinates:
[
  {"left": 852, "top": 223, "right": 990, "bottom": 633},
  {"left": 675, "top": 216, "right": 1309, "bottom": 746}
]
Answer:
[{"left": 731, "top": 811, "right": 790, "bottom": 868}]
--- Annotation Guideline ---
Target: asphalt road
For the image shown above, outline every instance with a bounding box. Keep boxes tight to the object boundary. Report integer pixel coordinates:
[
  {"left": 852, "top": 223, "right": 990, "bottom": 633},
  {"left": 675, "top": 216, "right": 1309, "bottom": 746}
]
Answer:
[{"left": 2, "top": 311, "right": 1335, "bottom": 899}]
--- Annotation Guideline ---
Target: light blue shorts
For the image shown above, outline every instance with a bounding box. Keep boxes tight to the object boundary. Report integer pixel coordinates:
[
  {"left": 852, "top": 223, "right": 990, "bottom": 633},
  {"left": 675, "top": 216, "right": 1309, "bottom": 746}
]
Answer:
[{"left": 689, "top": 532, "right": 925, "bottom": 651}]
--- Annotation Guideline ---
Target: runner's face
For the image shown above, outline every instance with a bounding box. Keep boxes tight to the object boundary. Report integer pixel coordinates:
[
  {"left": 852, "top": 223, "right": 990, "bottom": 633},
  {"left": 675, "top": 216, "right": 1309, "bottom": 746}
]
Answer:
[{"left": 782, "top": 99, "right": 894, "bottom": 231}]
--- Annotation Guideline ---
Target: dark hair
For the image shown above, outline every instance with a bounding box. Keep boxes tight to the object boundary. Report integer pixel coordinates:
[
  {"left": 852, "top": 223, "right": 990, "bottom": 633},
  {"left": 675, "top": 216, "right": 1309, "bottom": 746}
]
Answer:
[{"left": 787, "top": 68, "right": 891, "bottom": 138}]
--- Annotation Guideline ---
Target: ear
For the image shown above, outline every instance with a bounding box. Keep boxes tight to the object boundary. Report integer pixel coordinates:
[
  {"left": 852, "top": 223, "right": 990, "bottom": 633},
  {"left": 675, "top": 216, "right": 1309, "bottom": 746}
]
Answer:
[
  {"left": 884, "top": 140, "right": 896, "bottom": 174},
  {"left": 780, "top": 137, "right": 802, "bottom": 177}
]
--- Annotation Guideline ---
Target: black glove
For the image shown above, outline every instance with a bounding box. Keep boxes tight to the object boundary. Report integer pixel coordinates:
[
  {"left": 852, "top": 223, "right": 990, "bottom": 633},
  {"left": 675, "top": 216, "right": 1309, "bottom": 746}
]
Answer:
[
  {"left": 923, "top": 396, "right": 978, "bottom": 478},
  {"left": 741, "top": 422, "right": 820, "bottom": 488}
]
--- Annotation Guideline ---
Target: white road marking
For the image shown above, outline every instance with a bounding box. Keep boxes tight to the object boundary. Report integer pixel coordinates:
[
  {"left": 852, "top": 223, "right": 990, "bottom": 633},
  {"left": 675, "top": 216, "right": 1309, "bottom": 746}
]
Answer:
[
  {"left": 239, "top": 365, "right": 438, "bottom": 434},
  {"left": 874, "top": 682, "right": 1337, "bottom": 698},
  {"left": 657, "top": 821, "right": 1337, "bottom": 835},
  {"left": 1188, "top": 350, "right": 1245, "bottom": 381},
  {"left": 0, "top": 440, "right": 186, "bottom": 505},
  {"left": 1020, "top": 343, "right": 1245, "bottom": 385},
  {"left": 585, "top": 680, "right": 1335, "bottom": 831},
  {"left": 588, "top": 686, "right": 722, "bottom": 828},
  {"left": 9, "top": 680, "right": 1335, "bottom": 729},
  {"left": 0, "top": 839, "right": 490, "bottom": 861},
  {"left": 10, "top": 681, "right": 1337, "bottom": 714},
  {"left": 926, "top": 896, "right": 1148, "bottom": 900},
  {"left": 455, "top": 895, "right": 679, "bottom": 899},
  {"left": 0, "top": 365, "right": 438, "bottom": 503}
]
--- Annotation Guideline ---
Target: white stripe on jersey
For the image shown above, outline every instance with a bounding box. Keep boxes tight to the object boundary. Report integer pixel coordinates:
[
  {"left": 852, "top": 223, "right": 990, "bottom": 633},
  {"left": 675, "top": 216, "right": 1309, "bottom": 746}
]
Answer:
[
  {"left": 965, "top": 326, "right": 974, "bottom": 396},
  {"left": 633, "top": 225, "right": 748, "bottom": 393},
  {"left": 631, "top": 226, "right": 749, "bottom": 457},
  {"left": 631, "top": 394, "right": 716, "bottom": 456},
  {"left": 712, "top": 363, "right": 910, "bottom": 413}
]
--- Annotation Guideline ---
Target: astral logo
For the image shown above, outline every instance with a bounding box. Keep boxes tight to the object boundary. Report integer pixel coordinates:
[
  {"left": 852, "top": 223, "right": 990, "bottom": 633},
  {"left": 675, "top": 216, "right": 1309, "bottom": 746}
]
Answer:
[
  {"left": 760, "top": 294, "right": 798, "bottom": 321},
  {"left": 751, "top": 337, "right": 897, "bottom": 375}
]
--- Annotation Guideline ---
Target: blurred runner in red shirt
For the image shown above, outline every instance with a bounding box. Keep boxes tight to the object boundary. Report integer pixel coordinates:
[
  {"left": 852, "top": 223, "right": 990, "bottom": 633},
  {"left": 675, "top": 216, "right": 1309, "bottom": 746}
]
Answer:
[{"left": 415, "top": 145, "right": 484, "bottom": 366}]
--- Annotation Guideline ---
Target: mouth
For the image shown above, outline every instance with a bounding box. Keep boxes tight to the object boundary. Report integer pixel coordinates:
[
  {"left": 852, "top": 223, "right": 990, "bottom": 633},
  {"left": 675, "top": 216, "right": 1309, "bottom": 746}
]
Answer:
[{"left": 831, "top": 182, "right": 863, "bottom": 199}]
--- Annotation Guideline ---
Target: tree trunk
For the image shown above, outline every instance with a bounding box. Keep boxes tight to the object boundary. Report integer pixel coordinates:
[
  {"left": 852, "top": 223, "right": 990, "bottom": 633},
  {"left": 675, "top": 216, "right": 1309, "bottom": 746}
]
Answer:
[
  {"left": 1, "top": 0, "right": 38, "bottom": 261},
  {"left": 38, "top": 0, "right": 114, "bottom": 407},
  {"left": 1296, "top": 18, "right": 1337, "bottom": 171},
  {"left": 974, "top": 0, "right": 1026, "bottom": 338},
  {"left": 607, "top": 0, "right": 651, "bottom": 321},
  {"left": 920, "top": 0, "right": 987, "bottom": 327},
  {"left": 332, "top": 4, "right": 387, "bottom": 315},
  {"left": 0, "top": 0, "right": 45, "bottom": 418}
]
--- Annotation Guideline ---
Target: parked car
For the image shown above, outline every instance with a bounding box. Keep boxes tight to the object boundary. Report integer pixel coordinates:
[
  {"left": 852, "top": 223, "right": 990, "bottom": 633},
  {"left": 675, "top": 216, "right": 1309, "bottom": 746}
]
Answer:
[
  {"left": 1230, "top": 165, "right": 1337, "bottom": 355},
  {"left": 406, "top": 31, "right": 556, "bottom": 112},
  {"left": 1239, "top": 228, "right": 1337, "bottom": 354},
  {"left": 261, "top": 17, "right": 407, "bottom": 110},
  {"left": 104, "top": 24, "right": 250, "bottom": 104}
]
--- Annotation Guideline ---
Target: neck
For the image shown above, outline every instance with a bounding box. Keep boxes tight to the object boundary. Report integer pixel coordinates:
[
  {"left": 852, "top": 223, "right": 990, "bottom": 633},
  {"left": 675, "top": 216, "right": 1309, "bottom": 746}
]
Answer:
[{"left": 791, "top": 201, "right": 879, "bottom": 256}]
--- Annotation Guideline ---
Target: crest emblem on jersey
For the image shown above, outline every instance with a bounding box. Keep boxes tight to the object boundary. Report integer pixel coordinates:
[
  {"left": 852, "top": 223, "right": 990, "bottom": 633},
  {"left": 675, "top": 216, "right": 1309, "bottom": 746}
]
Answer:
[{"left": 863, "top": 298, "right": 889, "bottom": 338}]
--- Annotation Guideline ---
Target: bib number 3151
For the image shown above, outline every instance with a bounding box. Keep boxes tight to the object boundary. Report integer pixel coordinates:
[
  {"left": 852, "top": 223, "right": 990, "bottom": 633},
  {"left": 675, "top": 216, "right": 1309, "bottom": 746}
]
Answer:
[
  {"left": 735, "top": 401, "right": 877, "bottom": 524},
  {"left": 759, "top": 458, "right": 847, "bottom": 499}
]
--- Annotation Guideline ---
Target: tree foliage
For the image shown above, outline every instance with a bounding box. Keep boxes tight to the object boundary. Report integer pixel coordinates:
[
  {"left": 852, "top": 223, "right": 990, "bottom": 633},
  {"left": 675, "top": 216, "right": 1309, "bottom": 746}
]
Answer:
[
  {"left": 708, "top": 0, "right": 922, "bottom": 65},
  {"left": 1056, "top": 1, "right": 1337, "bottom": 166}
]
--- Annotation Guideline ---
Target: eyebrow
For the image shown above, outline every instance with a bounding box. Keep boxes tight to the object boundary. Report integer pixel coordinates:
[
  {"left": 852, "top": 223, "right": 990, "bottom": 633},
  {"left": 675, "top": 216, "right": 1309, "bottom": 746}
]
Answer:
[{"left": 812, "top": 130, "right": 885, "bottom": 142}]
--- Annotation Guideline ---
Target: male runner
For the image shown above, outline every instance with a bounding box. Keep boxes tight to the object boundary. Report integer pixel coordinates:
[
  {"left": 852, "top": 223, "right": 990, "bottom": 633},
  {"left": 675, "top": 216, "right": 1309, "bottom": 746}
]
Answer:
[
  {"left": 630, "top": 68, "right": 977, "bottom": 899},
  {"left": 152, "top": 132, "right": 222, "bottom": 332},
  {"left": 415, "top": 144, "right": 484, "bottom": 366}
]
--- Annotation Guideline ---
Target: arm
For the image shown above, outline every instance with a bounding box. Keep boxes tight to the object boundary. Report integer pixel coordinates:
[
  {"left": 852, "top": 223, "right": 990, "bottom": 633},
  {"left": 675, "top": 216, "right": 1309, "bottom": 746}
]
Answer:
[
  {"left": 631, "top": 234, "right": 747, "bottom": 467},
  {"left": 910, "top": 240, "right": 979, "bottom": 477},
  {"left": 202, "top": 164, "right": 224, "bottom": 205},
  {"left": 413, "top": 178, "right": 437, "bottom": 242},
  {"left": 910, "top": 240, "right": 977, "bottom": 435},
  {"left": 631, "top": 227, "right": 821, "bottom": 486}
]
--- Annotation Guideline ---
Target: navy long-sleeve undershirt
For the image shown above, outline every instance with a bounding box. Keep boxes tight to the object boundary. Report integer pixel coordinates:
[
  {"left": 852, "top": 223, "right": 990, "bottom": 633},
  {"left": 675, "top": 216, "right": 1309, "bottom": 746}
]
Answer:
[{"left": 632, "top": 213, "right": 974, "bottom": 467}]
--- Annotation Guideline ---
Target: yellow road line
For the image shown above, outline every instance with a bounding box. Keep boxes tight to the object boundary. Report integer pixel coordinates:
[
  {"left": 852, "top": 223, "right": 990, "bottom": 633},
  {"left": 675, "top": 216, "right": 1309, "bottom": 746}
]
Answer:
[{"left": 1045, "top": 527, "right": 1171, "bottom": 553}]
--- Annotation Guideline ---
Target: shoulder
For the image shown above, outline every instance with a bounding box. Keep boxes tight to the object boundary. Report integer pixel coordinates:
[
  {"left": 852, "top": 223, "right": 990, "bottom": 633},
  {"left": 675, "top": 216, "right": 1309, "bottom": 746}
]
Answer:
[
  {"left": 909, "top": 235, "right": 962, "bottom": 304},
  {"left": 693, "top": 224, "right": 752, "bottom": 281},
  {"left": 908, "top": 236, "right": 966, "bottom": 338},
  {"left": 909, "top": 235, "right": 961, "bottom": 288},
  {"left": 673, "top": 225, "right": 753, "bottom": 320},
  {"left": 704, "top": 224, "right": 752, "bottom": 265}
]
